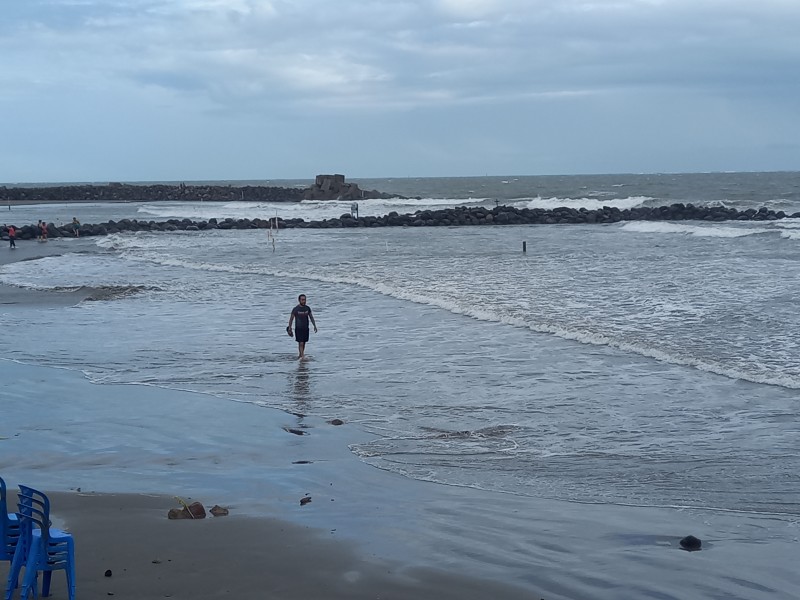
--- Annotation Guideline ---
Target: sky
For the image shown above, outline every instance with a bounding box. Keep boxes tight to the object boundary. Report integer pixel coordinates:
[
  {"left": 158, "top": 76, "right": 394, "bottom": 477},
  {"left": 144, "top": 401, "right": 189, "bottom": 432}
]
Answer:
[{"left": 1, "top": 0, "right": 799, "bottom": 182}]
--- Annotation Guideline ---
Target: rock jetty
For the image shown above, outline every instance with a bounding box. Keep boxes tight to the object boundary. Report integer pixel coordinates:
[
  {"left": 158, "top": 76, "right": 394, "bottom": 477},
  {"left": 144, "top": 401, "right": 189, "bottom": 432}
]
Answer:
[
  {"left": 0, "top": 182, "right": 304, "bottom": 204},
  {"left": 0, "top": 175, "right": 403, "bottom": 204},
  {"left": 2, "top": 204, "right": 795, "bottom": 241}
]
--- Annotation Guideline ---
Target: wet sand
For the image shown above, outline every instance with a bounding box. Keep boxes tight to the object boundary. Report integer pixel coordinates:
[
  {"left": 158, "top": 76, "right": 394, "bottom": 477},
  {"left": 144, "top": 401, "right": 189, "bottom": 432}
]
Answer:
[{"left": 0, "top": 492, "right": 538, "bottom": 600}]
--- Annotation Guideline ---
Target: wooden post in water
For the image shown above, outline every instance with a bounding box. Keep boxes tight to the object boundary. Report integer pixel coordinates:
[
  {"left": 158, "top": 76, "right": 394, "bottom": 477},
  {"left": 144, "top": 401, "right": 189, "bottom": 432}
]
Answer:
[{"left": 523, "top": 241, "right": 527, "bottom": 253}]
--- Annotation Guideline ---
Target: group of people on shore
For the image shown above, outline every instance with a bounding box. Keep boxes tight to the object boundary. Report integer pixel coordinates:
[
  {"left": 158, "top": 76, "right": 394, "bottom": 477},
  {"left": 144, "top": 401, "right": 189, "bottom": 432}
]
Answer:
[
  {"left": 36, "top": 220, "right": 48, "bottom": 242},
  {"left": 4, "top": 217, "right": 81, "bottom": 248}
]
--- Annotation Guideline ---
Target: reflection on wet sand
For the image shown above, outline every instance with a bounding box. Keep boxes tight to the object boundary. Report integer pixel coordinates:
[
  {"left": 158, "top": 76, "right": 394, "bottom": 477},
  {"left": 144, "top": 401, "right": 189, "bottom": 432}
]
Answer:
[{"left": 290, "top": 360, "right": 311, "bottom": 411}]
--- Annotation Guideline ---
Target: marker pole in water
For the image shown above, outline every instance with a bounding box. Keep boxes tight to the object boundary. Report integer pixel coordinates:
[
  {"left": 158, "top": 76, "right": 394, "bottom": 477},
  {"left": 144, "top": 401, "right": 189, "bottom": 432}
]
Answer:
[{"left": 522, "top": 241, "right": 527, "bottom": 253}]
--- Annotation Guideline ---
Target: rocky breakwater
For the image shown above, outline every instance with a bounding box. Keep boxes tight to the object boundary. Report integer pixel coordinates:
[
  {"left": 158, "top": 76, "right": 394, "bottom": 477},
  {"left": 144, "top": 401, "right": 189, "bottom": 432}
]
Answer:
[
  {"left": 1, "top": 203, "right": 795, "bottom": 242},
  {"left": 281, "top": 203, "right": 796, "bottom": 228},
  {"left": 0, "top": 182, "right": 305, "bottom": 204}
]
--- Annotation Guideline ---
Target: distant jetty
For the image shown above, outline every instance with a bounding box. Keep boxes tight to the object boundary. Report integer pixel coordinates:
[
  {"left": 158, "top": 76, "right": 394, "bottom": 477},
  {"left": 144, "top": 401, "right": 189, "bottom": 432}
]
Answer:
[{"left": 0, "top": 174, "right": 403, "bottom": 204}]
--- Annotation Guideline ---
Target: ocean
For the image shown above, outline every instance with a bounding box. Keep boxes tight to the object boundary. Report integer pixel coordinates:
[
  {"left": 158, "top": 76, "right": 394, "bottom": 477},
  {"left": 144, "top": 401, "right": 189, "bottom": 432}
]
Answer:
[{"left": 2, "top": 171, "right": 799, "bottom": 599}]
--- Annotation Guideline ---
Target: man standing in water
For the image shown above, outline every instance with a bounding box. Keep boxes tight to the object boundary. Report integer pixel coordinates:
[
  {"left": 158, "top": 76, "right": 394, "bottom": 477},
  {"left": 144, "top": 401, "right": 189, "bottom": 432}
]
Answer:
[{"left": 287, "top": 294, "right": 317, "bottom": 359}]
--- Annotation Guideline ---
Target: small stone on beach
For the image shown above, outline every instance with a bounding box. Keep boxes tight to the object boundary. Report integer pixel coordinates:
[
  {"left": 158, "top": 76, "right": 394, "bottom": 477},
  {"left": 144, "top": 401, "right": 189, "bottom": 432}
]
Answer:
[
  {"left": 283, "top": 427, "right": 307, "bottom": 436},
  {"left": 679, "top": 535, "right": 702, "bottom": 551}
]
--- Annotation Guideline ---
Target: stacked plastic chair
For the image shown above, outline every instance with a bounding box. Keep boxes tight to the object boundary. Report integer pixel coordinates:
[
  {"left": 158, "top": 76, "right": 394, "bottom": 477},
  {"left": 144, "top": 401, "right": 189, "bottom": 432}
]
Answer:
[
  {"left": 0, "top": 476, "right": 20, "bottom": 562},
  {"left": 5, "top": 485, "right": 75, "bottom": 600}
]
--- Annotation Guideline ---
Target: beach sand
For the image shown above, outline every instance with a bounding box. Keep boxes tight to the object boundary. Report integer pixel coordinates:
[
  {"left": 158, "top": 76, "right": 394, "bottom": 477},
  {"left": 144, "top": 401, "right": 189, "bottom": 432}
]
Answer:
[{"left": 0, "top": 492, "right": 539, "bottom": 600}]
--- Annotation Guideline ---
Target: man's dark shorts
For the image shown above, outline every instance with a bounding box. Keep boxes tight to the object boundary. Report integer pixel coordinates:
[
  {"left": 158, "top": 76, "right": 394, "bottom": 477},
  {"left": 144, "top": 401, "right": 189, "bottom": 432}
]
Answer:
[{"left": 295, "top": 328, "right": 310, "bottom": 343}]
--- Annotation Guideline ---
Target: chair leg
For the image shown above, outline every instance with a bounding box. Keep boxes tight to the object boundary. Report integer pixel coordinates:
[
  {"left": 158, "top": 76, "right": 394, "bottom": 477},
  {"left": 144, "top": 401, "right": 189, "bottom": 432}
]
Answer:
[
  {"left": 42, "top": 570, "right": 52, "bottom": 597},
  {"left": 67, "top": 538, "right": 76, "bottom": 600},
  {"left": 20, "top": 538, "right": 41, "bottom": 600},
  {"left": 5, "top": 536, "right": 27, "bottom": 600},
  {"left": 20, "top": 571, "right": 37, "bottom": 600}
]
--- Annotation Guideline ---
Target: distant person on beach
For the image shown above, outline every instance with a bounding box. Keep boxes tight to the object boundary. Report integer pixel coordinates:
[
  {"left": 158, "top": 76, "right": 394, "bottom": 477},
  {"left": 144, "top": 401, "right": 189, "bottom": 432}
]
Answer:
[
  {"left": 72, "top": 217, "right": 80, "bottom": 237},
  {"left": 287, "top": 294, "right": 317, "bottom": 359},
  {"left": 5, "top": 225, "right": 15, "bottom": 248},
  {"left": 37, "top": 220, "right": 43, "bottom": 242},
  {"left": 41, "top": 221, "right": 48, "bottom": 242}
]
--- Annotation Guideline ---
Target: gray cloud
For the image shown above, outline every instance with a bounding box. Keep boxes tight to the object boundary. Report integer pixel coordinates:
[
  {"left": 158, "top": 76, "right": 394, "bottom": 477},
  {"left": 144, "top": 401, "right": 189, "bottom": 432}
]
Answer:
[{"left": 2, "top": 0, "right": 799, "bottom": 180}]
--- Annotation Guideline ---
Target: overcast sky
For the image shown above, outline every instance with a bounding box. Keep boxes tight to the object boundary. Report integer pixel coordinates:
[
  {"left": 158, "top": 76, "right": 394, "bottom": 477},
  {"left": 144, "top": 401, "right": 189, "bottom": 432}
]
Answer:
[{"left": 2, "top": 0, "right": 799, "bottom": 182}]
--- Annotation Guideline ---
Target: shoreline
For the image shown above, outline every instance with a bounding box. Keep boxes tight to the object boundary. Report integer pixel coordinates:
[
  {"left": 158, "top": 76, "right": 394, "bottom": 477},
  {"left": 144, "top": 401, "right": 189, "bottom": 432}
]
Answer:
[{"left": 0, "top": 238, "right": 101, "bottom": 307}]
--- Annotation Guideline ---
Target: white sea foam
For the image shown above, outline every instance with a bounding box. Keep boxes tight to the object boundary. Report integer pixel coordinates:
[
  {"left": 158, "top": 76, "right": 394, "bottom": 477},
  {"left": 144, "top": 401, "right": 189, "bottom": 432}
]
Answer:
[
  {"left": 525, "top": 195, "right": 651, "bottom": 211},
  {"left": 621, "top": 221, "right": 774, "bottom": 237},
  {"left": 773, "top": 218, "right": 800, "bottom": 228},
  {"left": 76, "top": 223, "right": 800, "bottom": 392},
  {"left": 106, "top": 244, "right": 800, "bottom": 390},
  {"left": 134, "top": 196, "right": 494, "bottom": 223}
]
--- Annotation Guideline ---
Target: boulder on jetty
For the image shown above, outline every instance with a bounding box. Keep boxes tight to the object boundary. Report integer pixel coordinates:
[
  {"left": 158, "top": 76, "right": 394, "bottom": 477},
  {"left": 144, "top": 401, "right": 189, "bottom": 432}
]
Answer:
[{"left": 303, "top": 174, "right": 399, "bottom": 201}]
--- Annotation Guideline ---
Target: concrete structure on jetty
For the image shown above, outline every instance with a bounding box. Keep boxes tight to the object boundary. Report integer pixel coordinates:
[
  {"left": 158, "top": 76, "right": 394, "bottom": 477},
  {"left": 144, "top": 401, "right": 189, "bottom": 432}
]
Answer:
[
  {"left": 303, "top": 174, "right": 397, "bottom": 200},
  {"left": 2, "top": 204, "right": 795, "bottom": 241}
]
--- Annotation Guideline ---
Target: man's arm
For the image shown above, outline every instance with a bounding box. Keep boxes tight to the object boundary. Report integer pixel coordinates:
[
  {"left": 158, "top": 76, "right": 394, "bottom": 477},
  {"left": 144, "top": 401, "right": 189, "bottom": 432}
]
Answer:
[
  {"left": 309, "top": 309, "right": 318, "bottom": 333},
  {"left": 288, "top": 309, "right": 295, "bottom": 328}
]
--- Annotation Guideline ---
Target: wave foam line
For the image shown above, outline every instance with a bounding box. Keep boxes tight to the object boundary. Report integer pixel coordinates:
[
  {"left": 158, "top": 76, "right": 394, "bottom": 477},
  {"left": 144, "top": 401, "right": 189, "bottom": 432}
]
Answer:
[
  {"left": 621, "top": 221, "right": 776, "bottom": 238},
  {"left": 527, "top": 195, "right": 652, "bottom": 211},
  {"left": 111, "top": 251, "right": 800, "bottom": 390},
  {"left": 349, "top": 451, "right": 800, "bottom": 518}
]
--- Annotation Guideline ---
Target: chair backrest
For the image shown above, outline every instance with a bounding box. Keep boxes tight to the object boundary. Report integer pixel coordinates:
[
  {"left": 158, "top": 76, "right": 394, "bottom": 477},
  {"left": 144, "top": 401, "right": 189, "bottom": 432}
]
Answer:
[
  {"left": 16, "top": 485, "right": 52, "bottom": 547},
  {"left": 1, "top": 475, "right": 20, "bottom": 558},
  {"left": 0, "top": 475, "right": 8, "bottom": 517}
]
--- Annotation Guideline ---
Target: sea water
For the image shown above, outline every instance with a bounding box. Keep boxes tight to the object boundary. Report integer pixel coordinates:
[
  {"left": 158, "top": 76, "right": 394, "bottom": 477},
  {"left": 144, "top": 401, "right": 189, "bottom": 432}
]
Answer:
[{"left": 2, "top": 172, "right": 799, "bottom": 598}]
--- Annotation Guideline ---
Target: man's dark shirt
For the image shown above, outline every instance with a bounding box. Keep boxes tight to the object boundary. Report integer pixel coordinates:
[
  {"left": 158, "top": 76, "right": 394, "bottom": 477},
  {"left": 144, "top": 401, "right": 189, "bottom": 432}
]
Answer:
[{"left": 292, "top": 304, "right": 313, "bottom": 330}]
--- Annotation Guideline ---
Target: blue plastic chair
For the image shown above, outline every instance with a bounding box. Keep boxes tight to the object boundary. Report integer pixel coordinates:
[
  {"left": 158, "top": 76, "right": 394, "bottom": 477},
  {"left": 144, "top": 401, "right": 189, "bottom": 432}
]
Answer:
[
  {"left": 5, "top": 486, "right": 75, "bottom": 600},
  {"left": 0, "top": 476, "right": 20, "bottom": 562}
]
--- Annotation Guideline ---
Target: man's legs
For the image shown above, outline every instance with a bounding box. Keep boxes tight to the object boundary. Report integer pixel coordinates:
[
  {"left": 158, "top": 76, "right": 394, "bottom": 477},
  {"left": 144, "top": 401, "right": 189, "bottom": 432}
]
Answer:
[{"left": 298, "top": 341, "right": 306, "bottom": 358}]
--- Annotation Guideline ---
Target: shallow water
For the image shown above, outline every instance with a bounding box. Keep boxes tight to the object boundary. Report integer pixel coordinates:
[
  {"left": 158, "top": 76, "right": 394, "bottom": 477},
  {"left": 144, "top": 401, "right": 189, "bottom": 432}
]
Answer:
[
  {"left": 1, "top": 220, "right": 798, "bottom": 520},
  {"left": 2, "top": 173, "right": 799, "bottom": 599}
]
